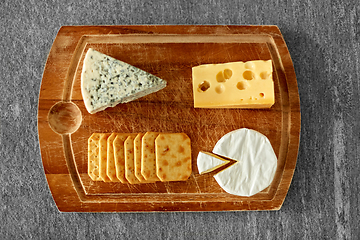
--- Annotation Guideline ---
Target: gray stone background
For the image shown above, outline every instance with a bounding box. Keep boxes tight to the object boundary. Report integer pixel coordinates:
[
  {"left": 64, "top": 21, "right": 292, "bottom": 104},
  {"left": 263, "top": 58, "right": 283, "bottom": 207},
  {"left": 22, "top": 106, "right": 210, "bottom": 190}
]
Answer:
[{"left": 1, "top": 0, "right": 359, "bottom": 239}]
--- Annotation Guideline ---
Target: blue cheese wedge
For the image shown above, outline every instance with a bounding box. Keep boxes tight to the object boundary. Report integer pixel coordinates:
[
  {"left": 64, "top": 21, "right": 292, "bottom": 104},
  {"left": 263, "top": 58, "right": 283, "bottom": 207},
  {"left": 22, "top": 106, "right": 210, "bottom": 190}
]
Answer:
[{"left": 81, "top": 48, "right": 167, "bottom": 114}]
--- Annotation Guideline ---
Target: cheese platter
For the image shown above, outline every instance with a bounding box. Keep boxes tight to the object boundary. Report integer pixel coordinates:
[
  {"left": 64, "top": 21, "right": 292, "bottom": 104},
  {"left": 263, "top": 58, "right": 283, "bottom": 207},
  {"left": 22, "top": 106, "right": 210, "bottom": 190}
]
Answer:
[{"left": 38, "top": 25, "right": 300, "bottom": 212}]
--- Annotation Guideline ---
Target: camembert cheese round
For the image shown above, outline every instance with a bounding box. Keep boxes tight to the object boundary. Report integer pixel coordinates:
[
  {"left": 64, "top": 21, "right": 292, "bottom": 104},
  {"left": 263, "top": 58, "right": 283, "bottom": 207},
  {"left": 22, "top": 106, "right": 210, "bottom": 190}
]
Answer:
[{"left": 213, "top": 128, "right": 277, "bottom": 197}]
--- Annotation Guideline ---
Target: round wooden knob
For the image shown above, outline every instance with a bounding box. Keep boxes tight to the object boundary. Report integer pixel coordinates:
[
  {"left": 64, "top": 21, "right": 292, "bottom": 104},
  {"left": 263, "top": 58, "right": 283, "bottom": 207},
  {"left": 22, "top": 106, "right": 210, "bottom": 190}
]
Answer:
[{"left": 47, "top": 101, "right": 82, "bottom": 135}]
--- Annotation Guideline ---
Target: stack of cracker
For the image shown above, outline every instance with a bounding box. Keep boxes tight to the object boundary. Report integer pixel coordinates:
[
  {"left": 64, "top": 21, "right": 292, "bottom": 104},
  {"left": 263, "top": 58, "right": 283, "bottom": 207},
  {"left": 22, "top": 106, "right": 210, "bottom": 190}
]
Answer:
[{"left": 88, "top": 132, "right": 192, "bottom": 184}]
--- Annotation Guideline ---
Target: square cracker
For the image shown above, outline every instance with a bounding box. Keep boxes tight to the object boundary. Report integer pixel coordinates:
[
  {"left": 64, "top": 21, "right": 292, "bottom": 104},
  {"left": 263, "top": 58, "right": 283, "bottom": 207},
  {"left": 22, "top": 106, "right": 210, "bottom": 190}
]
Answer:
[
  {"left": 113, "top": 133, "right": 137, "bottom": 183},
  {"left": 106, "top": 133, "right": 120, "bottom": 182},
  {"left": 88, "top": 133, "right": 102, "bottom": 181},
  {"left": 134, "top": 133, "right": 156, "bottom": 183},
  {"left": 141, "top": 132, "right": 161, "bottom": 181},
  {"left": 99, "top": 133, "right": 112, "bottom": 182},
  {"left": 155, "top": 133, "right": 192, "bottom": 182},
  {"left": 124, "top": 134, "right": 141, "bottom": 184}
]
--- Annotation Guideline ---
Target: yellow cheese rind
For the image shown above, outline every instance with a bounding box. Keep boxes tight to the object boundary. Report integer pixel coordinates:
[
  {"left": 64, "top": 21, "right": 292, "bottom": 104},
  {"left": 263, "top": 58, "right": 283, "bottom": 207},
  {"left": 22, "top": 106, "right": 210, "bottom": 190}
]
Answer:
[{"left": 192, "top": 60, "right": 274, "bottom": 108}]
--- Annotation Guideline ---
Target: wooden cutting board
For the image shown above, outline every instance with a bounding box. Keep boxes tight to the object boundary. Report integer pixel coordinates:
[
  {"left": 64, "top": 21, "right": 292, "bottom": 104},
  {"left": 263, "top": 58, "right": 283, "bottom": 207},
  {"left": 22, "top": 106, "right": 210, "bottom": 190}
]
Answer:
[{"left": 38, "top": 25, "right": 300, "bottom": 212}]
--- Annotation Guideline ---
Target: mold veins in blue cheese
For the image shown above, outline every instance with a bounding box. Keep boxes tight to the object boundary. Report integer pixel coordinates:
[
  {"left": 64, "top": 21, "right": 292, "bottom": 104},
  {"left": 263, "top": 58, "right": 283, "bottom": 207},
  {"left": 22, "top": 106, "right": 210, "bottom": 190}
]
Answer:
[{"left": 81, "top": 48, "right": 167, "bottom": 114}]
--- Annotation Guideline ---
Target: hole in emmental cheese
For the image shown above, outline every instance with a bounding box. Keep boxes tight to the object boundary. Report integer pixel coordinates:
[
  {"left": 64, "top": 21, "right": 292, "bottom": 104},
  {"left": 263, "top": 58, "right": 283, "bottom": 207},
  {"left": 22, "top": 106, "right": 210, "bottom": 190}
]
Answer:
[
  {"left": 259, "top": 93, "right": 265, "bottom": 98},
  {"left": 237, "top": 81, "right": 249, "bottom": 90},
  {"left": 198, "top": 81, "right": 210, "bottom": 92},
  {"left": 243, "top": 70, "right": 255, "bottom": 80},
  {"left": 216, "top": 71, "right": 226, "bottom": 82},
  {"left": 223, "top": 69, "right": 232, "bottom": 79},
  {"left": 216, "top": 69, "right": 233, "bottom": 82},
  {"left": 244, "top": 62, "right": 255, "bottom": 69},
  {"left": 215, "top": 84, "right": 225, "bottom": 94},
  {"left": 260, "top": 71, "right": 270, "bottom": 79}
]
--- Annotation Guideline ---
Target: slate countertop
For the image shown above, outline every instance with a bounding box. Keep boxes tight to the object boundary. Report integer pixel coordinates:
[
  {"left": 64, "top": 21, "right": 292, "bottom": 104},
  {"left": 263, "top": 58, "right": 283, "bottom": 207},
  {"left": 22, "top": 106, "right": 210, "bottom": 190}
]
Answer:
[{"left": 1, "top": 1, "right": 359, "bottom": 239}]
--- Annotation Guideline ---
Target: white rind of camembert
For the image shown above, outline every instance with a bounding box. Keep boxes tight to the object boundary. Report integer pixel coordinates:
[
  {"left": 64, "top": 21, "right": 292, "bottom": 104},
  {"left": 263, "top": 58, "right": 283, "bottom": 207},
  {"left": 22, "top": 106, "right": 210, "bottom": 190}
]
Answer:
[
  {"left": 212, "top": 128, "right": 277, "bottom": 197},
  {"left": 81, "top": 48, "right": 167, "bottom": 114}
]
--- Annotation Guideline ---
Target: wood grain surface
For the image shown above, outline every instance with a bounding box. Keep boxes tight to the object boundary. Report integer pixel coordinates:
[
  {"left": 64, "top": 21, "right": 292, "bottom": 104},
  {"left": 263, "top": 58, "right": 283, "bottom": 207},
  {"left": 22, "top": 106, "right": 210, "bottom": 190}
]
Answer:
[
  {"left": 38, "top": 25, "right": 300, "bottom": 212},
  {"left": 1, "top": 0, "right": 360, "bottom": 239}
]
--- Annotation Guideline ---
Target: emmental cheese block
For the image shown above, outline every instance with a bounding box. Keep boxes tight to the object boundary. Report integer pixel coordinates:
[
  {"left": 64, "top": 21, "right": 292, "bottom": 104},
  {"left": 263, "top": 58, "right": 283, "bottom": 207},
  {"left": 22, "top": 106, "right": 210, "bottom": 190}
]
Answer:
[
  {"left": 81, "top": 48, "right": 167, "bottom": 114},
  {"left": 192, "top": 60, "right": 274, "bottom": 108}
]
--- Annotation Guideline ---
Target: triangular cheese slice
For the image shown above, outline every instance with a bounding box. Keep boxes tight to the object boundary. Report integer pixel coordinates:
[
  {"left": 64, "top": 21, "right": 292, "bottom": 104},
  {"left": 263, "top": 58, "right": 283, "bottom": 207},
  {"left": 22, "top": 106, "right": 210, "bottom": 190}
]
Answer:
[
  {"left": 213, "top": 128, "right": 277, "bottom": 197},
  {"left": 81, "top": 48, "right": 167, "bottom": 114},
  {"left": 197, "top": 151, "right": 230, "bottom": 174}
]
